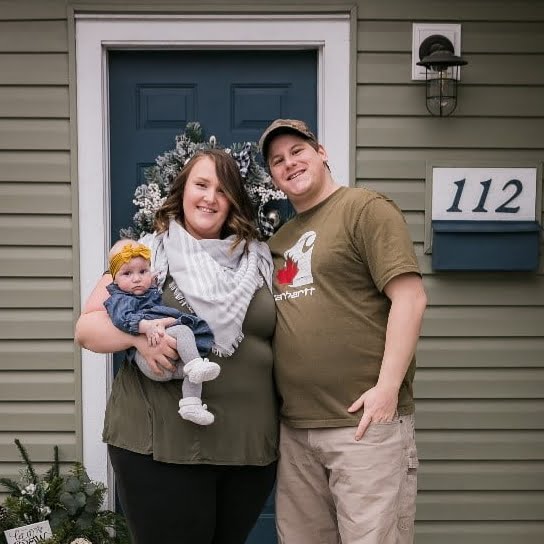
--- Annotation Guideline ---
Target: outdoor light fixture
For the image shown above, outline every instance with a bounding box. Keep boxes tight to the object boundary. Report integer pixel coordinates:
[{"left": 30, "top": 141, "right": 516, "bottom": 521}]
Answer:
[{"left": 417, "top": 34, "right": 467, "bottom": 117}]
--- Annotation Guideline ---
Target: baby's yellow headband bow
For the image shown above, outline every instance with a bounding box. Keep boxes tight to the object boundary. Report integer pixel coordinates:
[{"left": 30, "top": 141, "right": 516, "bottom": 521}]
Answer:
[{"left": 109, "top": 243, "right": 152, "bottom": 279}]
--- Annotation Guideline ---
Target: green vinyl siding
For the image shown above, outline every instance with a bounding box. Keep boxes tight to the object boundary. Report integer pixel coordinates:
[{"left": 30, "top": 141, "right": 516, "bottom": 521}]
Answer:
[
  {"left": 0, "top": 20, "right": 68, "bottom": 51},
  {"left": 0, "top": 278, "right": 73, "bottom": 307},
  {"left": 0, "top": 0, "right": 542, "bottom": 542},
  {"left": 357, "top": 118, "right": 544, "bottom": 149},
  {"left": 358, "top": 85, "right": 544, "bottom": 117},
  {"left": 0, "top": 184, "right": 72, "bottom": 214},
  {"left": 0, "top": 87, "right": 70, "bottom": 117},
  {"left": 355, "top": 2, "right": 544, "bottom": 542},
  {"left": 0, "top": 120, "right": 70, "bottom": 149},
  {"left": 0, "top": 151, "right": 70, "bottom": 182},
  {"left": 357, "top": 149, "right": 544, "bottom": 179},
  {"left": 0, "top": 340, "right": 75, "bottom": 370},
  {"left": 0, "top": 0, "right": 76, "bottom": 490},
  {"left": 0, "top": 54, "right": 68, "bottom": 85},
  {"left": 358, "top": 0, "right": 544, "bottom": 21}
]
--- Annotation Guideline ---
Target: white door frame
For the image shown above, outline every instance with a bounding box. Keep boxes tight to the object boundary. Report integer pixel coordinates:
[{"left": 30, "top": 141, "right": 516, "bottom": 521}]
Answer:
[{"left": 75, "top": 13, "right": 351, "bottom": 494}]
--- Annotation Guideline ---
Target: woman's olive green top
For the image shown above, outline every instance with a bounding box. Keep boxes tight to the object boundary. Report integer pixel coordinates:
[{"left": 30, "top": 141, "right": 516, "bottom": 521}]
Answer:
[{"left": 102, "top": 277, "right": 278, "bottom": 465}]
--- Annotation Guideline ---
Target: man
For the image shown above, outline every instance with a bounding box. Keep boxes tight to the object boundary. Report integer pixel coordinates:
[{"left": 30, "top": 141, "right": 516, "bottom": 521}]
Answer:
[{"left": 260, "top": 119, "right": 427, "bottom": 544}]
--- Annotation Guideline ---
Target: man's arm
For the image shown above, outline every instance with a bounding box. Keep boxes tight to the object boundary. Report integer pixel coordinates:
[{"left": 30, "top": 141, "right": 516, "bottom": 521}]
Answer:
[
  {"left": 75, "top": 273, "right": 178, "bottom": 374},
  {"left": 348, "top": 272, "right": 427, "bottom": 440}
]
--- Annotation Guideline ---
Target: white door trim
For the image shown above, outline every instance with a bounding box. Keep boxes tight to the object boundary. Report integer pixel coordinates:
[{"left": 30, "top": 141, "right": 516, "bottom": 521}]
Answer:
[{"left": 75, "top": 13, "right": 351, "bottom": 494}]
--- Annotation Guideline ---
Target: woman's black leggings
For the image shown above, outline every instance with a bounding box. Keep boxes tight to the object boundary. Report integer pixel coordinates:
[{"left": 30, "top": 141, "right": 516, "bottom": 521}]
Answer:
[{"left": 108, "top": 445, "right": 276, "bottom": 544}]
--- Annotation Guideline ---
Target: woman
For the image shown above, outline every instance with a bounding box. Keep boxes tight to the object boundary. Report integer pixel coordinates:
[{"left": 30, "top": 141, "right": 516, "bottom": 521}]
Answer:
[{"left": 75, "top": 149, "right": 278, "bottom": 544}]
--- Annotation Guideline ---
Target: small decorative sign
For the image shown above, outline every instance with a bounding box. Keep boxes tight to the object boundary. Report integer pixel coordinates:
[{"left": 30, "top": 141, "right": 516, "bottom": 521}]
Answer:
[
  {"left": 4, "top": 521, "right": 53, "bottom": 544},
  {"left": 432, "top": 167, "right": 537, "bottom": 221}
]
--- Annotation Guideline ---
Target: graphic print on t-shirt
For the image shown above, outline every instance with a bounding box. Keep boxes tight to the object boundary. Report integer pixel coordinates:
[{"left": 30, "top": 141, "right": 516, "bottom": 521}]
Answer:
[{"left": 276, "top": 231, "right": 316, "bottom": 287}]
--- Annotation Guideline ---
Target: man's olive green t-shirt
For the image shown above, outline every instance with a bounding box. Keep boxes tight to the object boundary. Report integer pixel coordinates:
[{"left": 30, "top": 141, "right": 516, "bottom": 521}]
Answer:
[
  {"left": 268, "top": 187, "right": 421, "bottom": 428},
  {"left": 102, "top": 280, "right": 278, "bottom": 465}
]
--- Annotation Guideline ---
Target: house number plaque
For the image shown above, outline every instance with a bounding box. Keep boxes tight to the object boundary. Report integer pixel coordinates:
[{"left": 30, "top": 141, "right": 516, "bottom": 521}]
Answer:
[{"left": 431, "top": 167, "right": 537, "bottom": 221}]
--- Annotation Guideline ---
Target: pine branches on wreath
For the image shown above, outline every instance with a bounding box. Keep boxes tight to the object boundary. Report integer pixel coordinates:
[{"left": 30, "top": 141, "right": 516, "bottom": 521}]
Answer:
[{"left": 120, "top": 122, "right": 288, "bottom": 241}]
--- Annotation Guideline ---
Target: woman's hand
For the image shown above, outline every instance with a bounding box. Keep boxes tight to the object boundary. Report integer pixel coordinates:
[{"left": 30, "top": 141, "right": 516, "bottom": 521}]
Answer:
[{"left": 134, "top": 333, "right": 178, "bottom": 376}]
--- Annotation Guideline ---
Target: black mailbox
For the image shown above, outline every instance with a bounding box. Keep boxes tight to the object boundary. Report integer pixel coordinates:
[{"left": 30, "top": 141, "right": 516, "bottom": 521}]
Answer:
[{"left": 431, "top": 220, "right": 541, "bottom": 271}]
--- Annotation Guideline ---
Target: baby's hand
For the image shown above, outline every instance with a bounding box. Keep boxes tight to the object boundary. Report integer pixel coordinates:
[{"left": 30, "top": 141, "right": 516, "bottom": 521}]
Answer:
[
  {"left": 138, "top": 320, "right": 163, "bottom": 346},
  {"left": 139, "top": 318, "right": 177, "bottom": 346},
  {"left": 148, "top": 323, "right": 166, "bottom": 347}
]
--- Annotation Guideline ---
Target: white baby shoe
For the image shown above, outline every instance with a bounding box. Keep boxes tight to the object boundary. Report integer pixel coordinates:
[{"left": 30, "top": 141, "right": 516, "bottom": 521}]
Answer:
[
  {"left": 178, "top": 397, "right": 214, "bottom": 426},
  {"left": 184, "top": 357, "right": 220, "bottom": 384}
]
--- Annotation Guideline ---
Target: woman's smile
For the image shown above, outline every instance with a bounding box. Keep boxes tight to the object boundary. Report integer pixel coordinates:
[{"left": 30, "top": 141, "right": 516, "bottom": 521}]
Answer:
[{"left": 182, "top": 156, "right": 231, "bottom": 239}]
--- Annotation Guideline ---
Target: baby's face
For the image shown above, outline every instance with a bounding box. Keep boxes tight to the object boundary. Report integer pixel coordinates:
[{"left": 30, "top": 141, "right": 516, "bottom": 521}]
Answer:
[{"left": 114, "top": 256, "right": 153, "bottom": 295}]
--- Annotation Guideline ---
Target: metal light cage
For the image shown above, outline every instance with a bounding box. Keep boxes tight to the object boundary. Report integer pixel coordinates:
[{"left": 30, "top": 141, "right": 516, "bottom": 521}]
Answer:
[{"left": 417, "top": 34, "right": 468, "bottom": 117}]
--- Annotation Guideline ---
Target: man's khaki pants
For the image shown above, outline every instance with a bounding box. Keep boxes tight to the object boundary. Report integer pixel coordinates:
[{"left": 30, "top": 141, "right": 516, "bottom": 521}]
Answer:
[{"left": 276, "top": 415, "right": 418, "bottom": 544}]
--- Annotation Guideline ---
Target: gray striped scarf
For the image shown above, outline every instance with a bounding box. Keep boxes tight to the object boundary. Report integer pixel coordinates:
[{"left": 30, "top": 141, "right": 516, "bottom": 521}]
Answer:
[{"left": 141, "top": 220, "right": 273, "bottom": 357}]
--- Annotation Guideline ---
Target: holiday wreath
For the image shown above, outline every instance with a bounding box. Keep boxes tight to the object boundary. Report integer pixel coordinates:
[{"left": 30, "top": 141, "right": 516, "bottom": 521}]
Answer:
[{"left": 120, "top": 121, "right": 292, "bottom": 241}]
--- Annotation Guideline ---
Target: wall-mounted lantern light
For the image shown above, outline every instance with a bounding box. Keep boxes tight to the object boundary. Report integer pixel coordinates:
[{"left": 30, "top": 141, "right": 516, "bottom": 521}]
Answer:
[{"left": 417, "top": 34, "right": 468, "bottom": 117}]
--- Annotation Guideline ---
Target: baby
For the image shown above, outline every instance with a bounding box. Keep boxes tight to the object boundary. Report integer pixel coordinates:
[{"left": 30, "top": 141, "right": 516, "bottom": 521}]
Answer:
[{"left": 104, "top": 239, "right": 220, "bottom": 425}]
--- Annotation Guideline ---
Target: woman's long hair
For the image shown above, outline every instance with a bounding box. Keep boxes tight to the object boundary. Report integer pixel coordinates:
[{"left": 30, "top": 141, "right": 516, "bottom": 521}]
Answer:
[{"left": 154, "top": 149, "right": 258, "bottom": 248}]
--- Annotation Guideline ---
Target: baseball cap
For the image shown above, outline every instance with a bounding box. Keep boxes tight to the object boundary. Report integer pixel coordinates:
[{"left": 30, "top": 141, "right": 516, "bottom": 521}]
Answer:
[{"left": 259, "top": 119, "right": 317, "bottom": 162}]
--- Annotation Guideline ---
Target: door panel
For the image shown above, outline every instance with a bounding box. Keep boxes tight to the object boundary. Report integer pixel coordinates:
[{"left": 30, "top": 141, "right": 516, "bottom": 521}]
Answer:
[{"left": 108, "top": 49, "right": 317, "bottom": 544}]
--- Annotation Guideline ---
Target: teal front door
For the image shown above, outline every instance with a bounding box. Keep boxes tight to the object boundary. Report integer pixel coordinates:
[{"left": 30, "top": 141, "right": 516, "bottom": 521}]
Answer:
[
  {"left": 109, "top": 49, "right": 317, "bottom": 239},
  {"left": 108, "top": 49, "right": 317, "bottom": 544}
]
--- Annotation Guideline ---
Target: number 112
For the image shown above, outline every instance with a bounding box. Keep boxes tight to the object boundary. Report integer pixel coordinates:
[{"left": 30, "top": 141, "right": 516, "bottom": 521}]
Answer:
[{"left": 446, "top": 178, "right": 523, "bottom": 214}]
